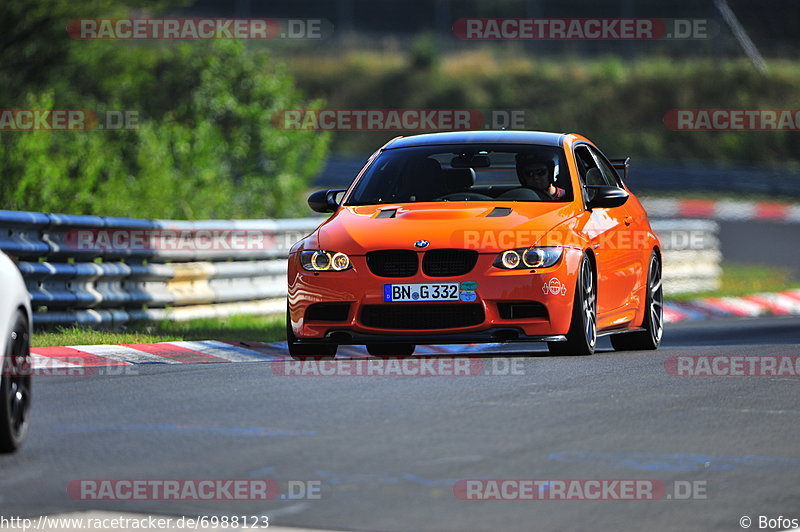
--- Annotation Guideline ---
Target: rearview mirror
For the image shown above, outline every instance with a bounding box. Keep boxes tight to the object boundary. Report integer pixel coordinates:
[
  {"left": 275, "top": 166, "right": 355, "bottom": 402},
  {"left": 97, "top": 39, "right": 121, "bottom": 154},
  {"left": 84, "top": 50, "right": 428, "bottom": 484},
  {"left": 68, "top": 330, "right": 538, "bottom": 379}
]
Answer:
[
  {"left": 308, "top": 189, "right": 346, "bottom": 213},
  {"left": 586, "top": 185, "right": 629, "bottom": 209},
  {"left": 451, "top": 155, "right": 490, "bottom": 168}
]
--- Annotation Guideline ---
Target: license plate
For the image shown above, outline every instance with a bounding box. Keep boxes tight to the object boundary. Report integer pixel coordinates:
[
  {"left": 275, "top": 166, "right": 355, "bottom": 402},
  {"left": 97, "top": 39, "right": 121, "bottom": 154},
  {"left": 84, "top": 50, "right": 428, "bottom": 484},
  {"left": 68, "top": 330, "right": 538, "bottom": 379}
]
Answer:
[{"left": 384, "top": 283, "right": 460, "bottom": 302}]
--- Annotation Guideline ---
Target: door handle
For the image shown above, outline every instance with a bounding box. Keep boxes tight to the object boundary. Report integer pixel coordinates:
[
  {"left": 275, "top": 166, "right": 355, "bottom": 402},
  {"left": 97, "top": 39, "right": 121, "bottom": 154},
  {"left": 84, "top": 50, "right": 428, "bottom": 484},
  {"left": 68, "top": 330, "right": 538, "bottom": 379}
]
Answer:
[{"left": 623, "top": 216, "right": 633, "bottom": 226}]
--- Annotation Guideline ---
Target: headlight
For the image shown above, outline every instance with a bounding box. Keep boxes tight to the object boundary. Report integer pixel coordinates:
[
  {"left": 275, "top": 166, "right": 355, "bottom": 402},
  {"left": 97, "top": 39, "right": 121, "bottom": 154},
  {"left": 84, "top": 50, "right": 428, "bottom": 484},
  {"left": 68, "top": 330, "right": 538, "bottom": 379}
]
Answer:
[
  {"left": 494, "top": 246, "right": 562, "bottom": 270},
  {"left": 500, "top": 250, "right": 521, "bottom": 269},
  {"left": 300, "top": 250, "right": 352, "bottom": 271}
]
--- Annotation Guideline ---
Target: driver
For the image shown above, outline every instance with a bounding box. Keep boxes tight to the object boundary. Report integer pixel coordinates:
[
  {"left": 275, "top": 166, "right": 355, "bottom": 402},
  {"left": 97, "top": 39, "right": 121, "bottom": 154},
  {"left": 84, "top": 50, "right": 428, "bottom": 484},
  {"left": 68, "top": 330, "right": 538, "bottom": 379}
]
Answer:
[{"left": 516, "top": 155, "right": 566, "bottom": 200}]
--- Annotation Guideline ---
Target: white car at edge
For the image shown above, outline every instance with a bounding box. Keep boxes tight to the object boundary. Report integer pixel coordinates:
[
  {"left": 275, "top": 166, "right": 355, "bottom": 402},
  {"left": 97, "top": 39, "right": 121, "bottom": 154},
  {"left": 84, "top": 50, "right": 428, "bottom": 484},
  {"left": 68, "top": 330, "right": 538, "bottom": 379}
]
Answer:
[{"left": 0, "top": 250, "right": 32, "bottom": 453}]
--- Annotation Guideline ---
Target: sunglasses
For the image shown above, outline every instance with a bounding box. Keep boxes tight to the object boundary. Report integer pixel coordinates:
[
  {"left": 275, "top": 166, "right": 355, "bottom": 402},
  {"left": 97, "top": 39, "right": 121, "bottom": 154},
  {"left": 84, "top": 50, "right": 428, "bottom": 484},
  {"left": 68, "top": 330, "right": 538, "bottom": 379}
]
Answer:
[{"left": 523, "top": 167, "right": 548, "bottom": 177}]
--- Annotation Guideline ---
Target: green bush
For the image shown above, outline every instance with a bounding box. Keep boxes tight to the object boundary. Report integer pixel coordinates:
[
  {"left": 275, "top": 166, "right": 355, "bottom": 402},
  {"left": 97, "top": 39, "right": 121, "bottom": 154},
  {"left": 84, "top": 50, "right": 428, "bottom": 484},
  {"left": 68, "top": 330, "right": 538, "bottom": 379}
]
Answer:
[
  {"left": 288, "top": 50, "right": 800, "bottom": 165},
  {"left": 0, "top": 0, "right": 329, "bottom": 219}
]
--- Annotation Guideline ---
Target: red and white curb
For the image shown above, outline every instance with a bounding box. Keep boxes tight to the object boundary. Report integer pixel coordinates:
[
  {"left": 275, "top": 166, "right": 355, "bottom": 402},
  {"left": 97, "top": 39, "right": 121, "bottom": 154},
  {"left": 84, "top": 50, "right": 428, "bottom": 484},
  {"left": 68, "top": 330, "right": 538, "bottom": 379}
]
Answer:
[
  {"left": 642, "top": 198, "right": 800, "bottom": 222},
  {"left": 29, "top": 340, "right": 292, "bottom": 370},
  {"left": 28, "top": 290, "right": 800, "bottom": 369},
  {"left": 664, "top": 289, "right": 800, "bottom": 323},
  {"left": 29, "top": 340, "right": 500, "bottom": 370}
]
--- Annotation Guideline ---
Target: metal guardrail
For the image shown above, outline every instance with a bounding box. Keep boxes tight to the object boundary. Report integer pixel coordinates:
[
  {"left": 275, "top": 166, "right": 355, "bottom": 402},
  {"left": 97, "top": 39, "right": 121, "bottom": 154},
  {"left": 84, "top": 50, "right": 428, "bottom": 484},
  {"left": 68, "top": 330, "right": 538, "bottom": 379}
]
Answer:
[
  {"left": 0, "top": 210, "right": 318, "bottom": 326},
  {"left": 0, "top": 210, "right": 719, "bottom": 326},
  {"left": 652, "top": 219, "right": 721, "bottom": 295}
]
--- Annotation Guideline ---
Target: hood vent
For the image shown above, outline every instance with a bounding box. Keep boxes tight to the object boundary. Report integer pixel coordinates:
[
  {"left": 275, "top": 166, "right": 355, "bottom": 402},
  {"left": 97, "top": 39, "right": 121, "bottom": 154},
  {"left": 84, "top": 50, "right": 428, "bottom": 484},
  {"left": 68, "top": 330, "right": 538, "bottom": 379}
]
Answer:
[
  {"left": 487, "top": 207, "right": 512, "bottom": 217},
  {"left": 375, "top": 209, "right": 397, "bottom": 218}
]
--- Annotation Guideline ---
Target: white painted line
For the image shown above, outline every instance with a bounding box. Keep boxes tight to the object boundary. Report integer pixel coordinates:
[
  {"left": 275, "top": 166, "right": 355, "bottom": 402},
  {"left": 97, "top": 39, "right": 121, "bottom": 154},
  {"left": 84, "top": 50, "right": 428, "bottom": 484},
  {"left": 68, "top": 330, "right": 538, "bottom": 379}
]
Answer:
[
  {"left": 68, "top": 344, "right": 181, "bottom": 364},
  {"left": 30, "top": 353, "right": 81, "bottom": 370},
  {"left": 787, "top": 204, "right": 800, "bottom": 223},
  {"left": 715, "top": 297, "right": 767, "bottom": 317},
  {"left": 255, "top": 341, "right": 294, "bottom": 356},
  {"left": 748, "top": 293, "right": 800, "bottom": 314},
  {"left": 641, "top": 198, "right": 679, "bottom": 218},
  {"left": 714, "top": 200, "right": 756, "bottom": 220},
  {"left": 170, "top": 340, "right": 272, "bottom": 362}
]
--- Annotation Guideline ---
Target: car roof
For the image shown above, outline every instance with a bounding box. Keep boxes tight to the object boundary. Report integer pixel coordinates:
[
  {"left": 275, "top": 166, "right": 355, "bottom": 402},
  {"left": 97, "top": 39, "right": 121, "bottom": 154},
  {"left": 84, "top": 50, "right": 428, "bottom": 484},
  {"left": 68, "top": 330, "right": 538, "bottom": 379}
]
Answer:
[{"left": 384, "top": 130, "right": 567, "bottom": 149}]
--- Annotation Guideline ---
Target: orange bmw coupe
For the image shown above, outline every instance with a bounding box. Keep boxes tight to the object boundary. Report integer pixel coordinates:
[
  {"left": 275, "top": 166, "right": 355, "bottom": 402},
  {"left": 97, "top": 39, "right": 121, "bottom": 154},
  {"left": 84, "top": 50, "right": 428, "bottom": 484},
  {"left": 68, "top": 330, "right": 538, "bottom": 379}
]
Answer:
[{"left": 287, "top": 131, "right": 662, "bottom": 358}]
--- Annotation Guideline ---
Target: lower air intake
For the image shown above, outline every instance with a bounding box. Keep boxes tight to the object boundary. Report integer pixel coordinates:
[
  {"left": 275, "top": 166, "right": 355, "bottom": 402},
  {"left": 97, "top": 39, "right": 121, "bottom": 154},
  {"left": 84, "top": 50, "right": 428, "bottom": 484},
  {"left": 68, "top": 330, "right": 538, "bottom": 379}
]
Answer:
[{"left": 360, "top": 304, "right": 484, "bottom": 330}]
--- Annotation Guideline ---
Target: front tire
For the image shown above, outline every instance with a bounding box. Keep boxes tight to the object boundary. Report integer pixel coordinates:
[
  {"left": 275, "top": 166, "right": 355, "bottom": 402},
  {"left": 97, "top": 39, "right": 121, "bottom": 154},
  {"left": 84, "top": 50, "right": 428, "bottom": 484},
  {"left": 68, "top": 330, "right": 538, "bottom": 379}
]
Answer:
[
  {"left": 0, "top": 311, "right": 31, "bottom": 454},
  {"left": 286, "top": 303, "right": 337, "bottom": 360},
  {"left": 547, "top": 254, "right": 596, "bottom": 356},
  {"left": 611, "top": 252, "right": 663, "bottom": 351}
]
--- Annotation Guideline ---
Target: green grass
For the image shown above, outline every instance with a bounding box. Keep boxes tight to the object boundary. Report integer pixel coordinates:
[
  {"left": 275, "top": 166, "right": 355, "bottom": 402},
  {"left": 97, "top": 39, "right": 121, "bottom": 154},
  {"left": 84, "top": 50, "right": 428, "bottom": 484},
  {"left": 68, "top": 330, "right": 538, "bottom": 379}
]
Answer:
[
  {"left": 32, "top": 314, "right": 286, "bottom": 348},
  {"left": 668, "top": 263, "right": 800, "bottom": 303}
]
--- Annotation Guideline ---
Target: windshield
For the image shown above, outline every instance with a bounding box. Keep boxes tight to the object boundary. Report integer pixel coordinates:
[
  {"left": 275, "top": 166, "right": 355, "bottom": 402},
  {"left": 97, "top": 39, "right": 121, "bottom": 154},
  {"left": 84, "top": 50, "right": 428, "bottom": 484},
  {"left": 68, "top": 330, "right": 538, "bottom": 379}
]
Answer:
[{"left": 345, "top": 144, "right": 573, "bottom": 206}]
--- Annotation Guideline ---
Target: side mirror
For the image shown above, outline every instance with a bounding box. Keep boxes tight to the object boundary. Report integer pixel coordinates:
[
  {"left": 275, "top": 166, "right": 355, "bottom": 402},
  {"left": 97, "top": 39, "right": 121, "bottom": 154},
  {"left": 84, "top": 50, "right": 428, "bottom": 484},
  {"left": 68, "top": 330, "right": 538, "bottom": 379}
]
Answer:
[
  {"left": 586, "top": 185, "right": 629, "bottom": 209},
  {"left": 308, "top": 189, "right": 346, "bottom": 213}
]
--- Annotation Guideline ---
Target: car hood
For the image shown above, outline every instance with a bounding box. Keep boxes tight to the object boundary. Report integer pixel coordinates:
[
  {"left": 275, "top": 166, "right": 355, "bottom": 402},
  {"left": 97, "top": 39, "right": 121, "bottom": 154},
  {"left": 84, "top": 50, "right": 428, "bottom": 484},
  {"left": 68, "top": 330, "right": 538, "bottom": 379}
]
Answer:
[{"left": 317, "top": 202, "right": 579, "bottom": 254}]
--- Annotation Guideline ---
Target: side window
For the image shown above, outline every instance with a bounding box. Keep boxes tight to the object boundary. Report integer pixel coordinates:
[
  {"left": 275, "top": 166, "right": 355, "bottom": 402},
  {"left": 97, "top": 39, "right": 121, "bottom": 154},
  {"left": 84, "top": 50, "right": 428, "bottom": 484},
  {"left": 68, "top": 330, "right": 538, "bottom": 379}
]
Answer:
[
  {"left": 574, "top": 146, "right": 597, "bottom": 184},
  {"left": 574, "top": 145, "right": 622, "bottom": 208},
  {"left": 588, "top": 147, "right": 622, "bottom": 187},
  {"left": 574, "top": 146, "right": 610, "bottom": 186}
]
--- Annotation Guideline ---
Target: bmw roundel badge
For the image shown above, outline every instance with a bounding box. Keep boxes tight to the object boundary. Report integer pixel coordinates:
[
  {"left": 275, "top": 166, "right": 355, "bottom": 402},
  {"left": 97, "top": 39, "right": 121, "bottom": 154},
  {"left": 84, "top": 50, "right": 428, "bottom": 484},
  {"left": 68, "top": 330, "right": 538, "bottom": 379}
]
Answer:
[{"left": 414, "top": 240, "right": 430, "bottom": 248}]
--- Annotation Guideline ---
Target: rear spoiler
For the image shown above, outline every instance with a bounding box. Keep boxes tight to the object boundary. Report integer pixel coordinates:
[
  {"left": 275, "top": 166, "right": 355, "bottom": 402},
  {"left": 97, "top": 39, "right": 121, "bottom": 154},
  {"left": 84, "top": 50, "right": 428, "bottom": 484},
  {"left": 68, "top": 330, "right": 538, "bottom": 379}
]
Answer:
[{"left": 609, "top": 157, "right": 630, "bottom": 181}]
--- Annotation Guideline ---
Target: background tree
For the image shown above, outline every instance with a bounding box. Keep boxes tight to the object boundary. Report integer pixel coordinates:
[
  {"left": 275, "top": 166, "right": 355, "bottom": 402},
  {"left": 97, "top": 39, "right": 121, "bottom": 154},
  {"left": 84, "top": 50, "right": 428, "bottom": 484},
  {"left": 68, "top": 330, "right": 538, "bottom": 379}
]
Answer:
[{"left": 0, "top": 0, "right": 330, "bottom": 219}]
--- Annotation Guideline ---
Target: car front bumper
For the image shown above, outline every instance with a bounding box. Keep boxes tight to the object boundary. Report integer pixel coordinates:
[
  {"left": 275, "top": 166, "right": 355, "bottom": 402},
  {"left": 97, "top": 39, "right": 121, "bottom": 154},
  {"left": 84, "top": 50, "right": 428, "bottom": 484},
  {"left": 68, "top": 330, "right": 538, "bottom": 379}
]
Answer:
[{"left": 288, "top": 249, "right": 583, "bottom": 343}]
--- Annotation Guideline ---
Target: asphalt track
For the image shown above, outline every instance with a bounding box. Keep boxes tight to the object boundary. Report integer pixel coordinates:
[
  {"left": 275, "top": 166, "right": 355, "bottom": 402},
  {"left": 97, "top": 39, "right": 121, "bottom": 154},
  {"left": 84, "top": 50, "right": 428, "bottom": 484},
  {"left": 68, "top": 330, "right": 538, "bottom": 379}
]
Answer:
[{"left": 2, "top": 316, "right": 799, "bottom": 532}]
